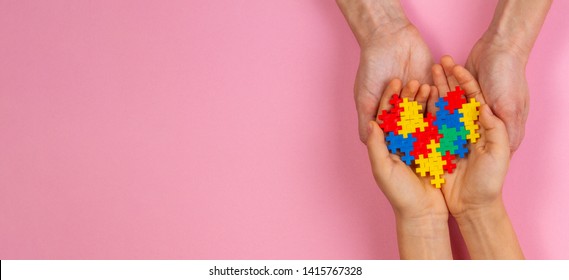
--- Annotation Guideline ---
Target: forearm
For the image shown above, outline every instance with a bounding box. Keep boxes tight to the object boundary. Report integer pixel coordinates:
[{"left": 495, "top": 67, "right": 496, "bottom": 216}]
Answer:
[
  {"left": 335, "top": 0, "right": 409, "bottom": 47},
  {"left": 395, "top": 214, "right": 453, "bottom": 259},
  {"left": 455, "top": 200, "right": 524, "bottom": 259},
  {"left": 484, "top": 0, "right": 552, "bottom": 58}
]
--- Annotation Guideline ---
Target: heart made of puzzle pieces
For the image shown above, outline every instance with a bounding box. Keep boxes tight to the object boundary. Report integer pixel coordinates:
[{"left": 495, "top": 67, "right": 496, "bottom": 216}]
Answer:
[{"left": 377, "top": 86, "right": 481, "bottom": 188}]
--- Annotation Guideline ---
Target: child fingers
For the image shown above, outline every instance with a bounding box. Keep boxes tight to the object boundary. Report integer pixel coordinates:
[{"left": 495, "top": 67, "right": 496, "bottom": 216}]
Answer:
[
  {"left": 400, "top": 80, "right": 420, "bottom": 100},
  {"left": 378, "top": 79, "right": 403, "bottom": 115},
  {"left": 366, "top": 121, "right": 392, "bottom": 168},
  {"left": 452, "top": 65, "right": 487, "bottom": 105},
  {"left": 441, "top": 55, "right": 460, "bottom": 91},
  {"left": 432, "top": 64, "right": 450, "bottom": 97},
  {"left": 478, "top": 104, "right": 510, "bottom": 157},
  {"left": 416, "top": 84, "right": 430, "bottom": 113},
  {"left": 357, "top": 96, "right": 380, "bottom": 143},
  {"left": 427, "top": 86, "right": 439, "bottom": 114}
]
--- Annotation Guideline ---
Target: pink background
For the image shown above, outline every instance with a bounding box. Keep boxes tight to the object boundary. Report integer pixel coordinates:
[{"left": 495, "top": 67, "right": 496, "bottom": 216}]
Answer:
[{"left": 1, "top": 0, "right": 568, "bottom": 259}]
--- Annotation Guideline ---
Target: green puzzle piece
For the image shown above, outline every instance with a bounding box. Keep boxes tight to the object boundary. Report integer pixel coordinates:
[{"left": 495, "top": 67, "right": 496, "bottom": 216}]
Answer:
[{"left": 437, "top": 125, "right": 469, "bottom": 154}]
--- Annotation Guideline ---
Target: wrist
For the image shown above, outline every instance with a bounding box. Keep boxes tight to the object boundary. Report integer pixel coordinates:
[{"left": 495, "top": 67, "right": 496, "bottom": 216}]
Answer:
[
  {"left": 395, "top": 213, "right": 452, "bottom": 259},
  {"left": 478, "top": 30, "right": 531, "bottom": 63},
  {"left": 453, "top": 199, "right": 524, "bottom": 259},
  {"left": 482, "top": 0, "right": 552, "bottom": 61},
  {"left": 395, "top": 212, "right": 449, "bottom": 238},
  {"left": 453, "top": 199, "right": 507, "bottom": 229},
  {"left": 336, "top": 0, "right": 410, "bottom": 48}
]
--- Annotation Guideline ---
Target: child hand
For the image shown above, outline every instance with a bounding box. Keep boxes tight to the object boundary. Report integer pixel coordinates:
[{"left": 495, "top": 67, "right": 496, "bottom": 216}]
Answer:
[
  {"left": 431, "top": 56, "right": 510, "bottom": 218},
  {"left": 367, "top": 79, "right": 452, "bottom": 259},
  {"left": 367, "top": 79, "right": 448, "bottom": 220},
  {"left": 432, "top": 56, "right": 522, "bottom": 259}
]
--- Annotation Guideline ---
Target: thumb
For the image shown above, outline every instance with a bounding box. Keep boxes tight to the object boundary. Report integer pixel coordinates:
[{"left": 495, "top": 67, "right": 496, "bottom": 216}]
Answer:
[
  {"left": 478, "top": 104, "right": 510, "bottom": 156},
  {"left": 366, "top": 121, "right": 392, "bottom": 171},
  {"left": 357, "top": 95, "right": 380, "bottom": 144}
]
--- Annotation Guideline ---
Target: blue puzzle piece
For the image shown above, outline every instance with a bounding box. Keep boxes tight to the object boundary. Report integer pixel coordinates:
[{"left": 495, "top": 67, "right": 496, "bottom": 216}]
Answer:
[
  {"left": 434, "top": 108, "right": 464, "bottom": 130},
  {"left": 445, "top": 109, "right": 464, "bottom": 128},
  {"left": 401, "top": 153, "right": 415, "bottom": 165},
  {"left": 454, "top": 136, "right": 468, "bottom": 158},
  {"left": 435, "top": 97, "right": 448, "bottom": 111},
  {"left": 386, "top": 132, "right": 405, "bottom": 153},
  {"left": 434, "top": 108, "right": 450, "bottom": 127},
  {"left": 399, "top": 135, "right": 417, "bottom": 165},
  {"left": 386, "top": 132, "right": 417, "bottom": 165}
]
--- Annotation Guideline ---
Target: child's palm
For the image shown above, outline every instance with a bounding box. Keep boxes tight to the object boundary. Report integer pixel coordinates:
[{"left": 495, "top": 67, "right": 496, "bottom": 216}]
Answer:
[
  {"left": 441, "top": 136, "right": 508, "bottom": 216},
  {"left": 368, "top": 79, "right": 448, "bottom": 219},
  {"left": 374, "top": 143, "right": 449, "bottom": 218},
  {"left": 431, "top": 57, "right": 510, "bottom": 216}
]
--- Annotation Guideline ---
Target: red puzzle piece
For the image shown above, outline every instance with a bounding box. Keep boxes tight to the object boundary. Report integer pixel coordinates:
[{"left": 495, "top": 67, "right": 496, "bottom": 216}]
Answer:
[
  {"left": 442, "top": 151, "right": 457, "bottom": 173},
  {"left": 377, "top": 110, "right": 401, "bottom": 133},
  {"left": 423, "top": 113, "right": 443, "bottom": 142},
  {"left": 389, "top": 94, "right": 402, "bottom": 107},
  {"left": 411, "top": 130, "right": 430, "bottom": 159},
  {"left": 389, "top": 94, "right": 404, "bottom": 114},
  {"left": 444, "top": 86, "right": 466, "bottom": 114}
]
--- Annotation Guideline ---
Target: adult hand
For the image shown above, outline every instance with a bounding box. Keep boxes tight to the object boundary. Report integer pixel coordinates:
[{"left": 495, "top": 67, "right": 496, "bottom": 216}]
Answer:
[
  {"left": 336, "top": 0, "right": 433, "bottom": 143},
  {"left": 465, "top": 37, "right": 529, "bottom": 153},
  {"left": 465, "top": 0, "right": 552, "bottom": 152},
  {"left": 355, "top": 25, "right": 433, "bottom": 143}
]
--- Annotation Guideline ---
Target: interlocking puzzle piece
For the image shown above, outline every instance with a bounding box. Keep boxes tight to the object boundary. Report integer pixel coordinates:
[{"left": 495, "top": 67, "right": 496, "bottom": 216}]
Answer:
[
  {"left": 460, "top": 98, "right": 481, "bottom": 121},
  {"left": 445, "top": 86, "right": 466, "bottom": 113},
  {"left": 430, "top": 175, "right": 445, "bottom": 189},
  {"left": 468, "top": 132, "right": 480, "bottom": 143},
  {"left": 454, "top": 136, "right": 468, "bottom": 158},
  {"left": 446, "top": 109, "right": 464, "bottom": 128},
  {"left": 397, "top": 118, "right": 427, "bottom": 138},
  {"left": 381, "top": 89, "right": 480, "bottom": 188},
  {"left": 442, "top": 151, "right": 456, "bottom": 173},
  {"left": 434, "top": 108, "right": 463, "bottom": 129},
  {"left": 424, "top": 112, "right": 436, "bottom": 125},
  {"left": 437, "top": 125, "right": 460, "bottom": 154},
  {"left": 424, "top": 126, "right": 443, "bottom": 142},
  {"left": 414, "top": 155, "right": 430, "bottom": 177},
  {"left": 456, "top": 125, "right": 469, "bottom": 140},
  {"left": 426, "top": 140, "right": 446, "bottom": 179},
  {"left": 399, "top": 135, "right": 417, "bottom": 165},
  {"left": 465, "top": 123, "right": 481, "bottom": 143},
  {"left": 426, "top": 139, "right": 440, "bottom": 155},
  {"left": 386, "top": 132, "right": 404, "bottom": 154},
  {"left": 389, "top": 94, "right": 404, "bottom": 115},
  {"left": 389, "top": 94, "right": 403, "bottom": 107},
  {"left": 459, "top": 98, "right": 481, "bottom": 144},
  {"left": 435, "top": 97, "right": 448, "bottom": 112},
  {"left": 438, "top": 139, "right": 458, "bottom": 155},
  {"left": 397, "top": 98, "right": 428, "bottom": 138},
  {"left": 428, "top": 155, "right": 445, "bottom": 176},
  {"left": 377, "top": 109, "right": 401, "bottom": 133},
  {"left": 411, "top": 129, "right": 431, "bottom": 159},
  {"left": 400, "top": 98, "right": 423, "bottom": 120},
  {"left": 400, "top": 153, "right": 415, "bottom": 166}
]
